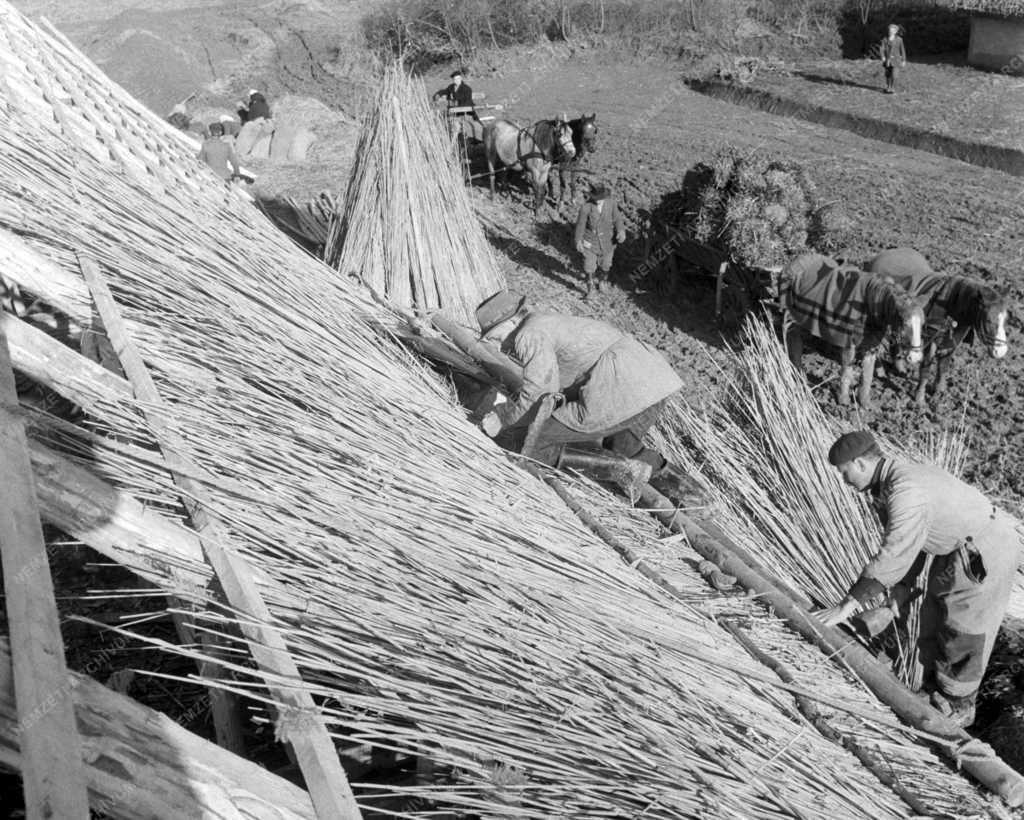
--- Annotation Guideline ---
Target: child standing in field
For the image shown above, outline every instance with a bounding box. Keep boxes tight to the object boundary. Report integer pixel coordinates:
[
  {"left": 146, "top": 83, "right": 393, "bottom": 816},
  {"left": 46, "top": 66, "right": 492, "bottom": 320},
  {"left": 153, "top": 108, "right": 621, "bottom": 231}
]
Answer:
[{"left": 880, "top": 23, "right": 906, "bottom": 94}]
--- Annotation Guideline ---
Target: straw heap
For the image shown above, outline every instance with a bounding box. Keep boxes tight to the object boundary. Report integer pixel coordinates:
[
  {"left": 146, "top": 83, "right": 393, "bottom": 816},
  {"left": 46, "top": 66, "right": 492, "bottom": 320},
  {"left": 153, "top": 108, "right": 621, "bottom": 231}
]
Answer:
[
  {"left": 0, "top": 5, "right": 1004, "bottom": 817},
  {"left": 324, "top": 63, "right": 505, "bottom": 326},
  {"left": 684, "top": 147, "right": 846, "bottom": 269}
]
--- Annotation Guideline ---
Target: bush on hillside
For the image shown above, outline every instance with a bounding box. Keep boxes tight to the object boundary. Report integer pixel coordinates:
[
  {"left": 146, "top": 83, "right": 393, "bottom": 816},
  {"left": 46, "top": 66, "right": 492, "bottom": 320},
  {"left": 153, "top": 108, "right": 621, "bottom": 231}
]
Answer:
[{"left": 362, "top": 0, "right": 847, "bottom": 69}]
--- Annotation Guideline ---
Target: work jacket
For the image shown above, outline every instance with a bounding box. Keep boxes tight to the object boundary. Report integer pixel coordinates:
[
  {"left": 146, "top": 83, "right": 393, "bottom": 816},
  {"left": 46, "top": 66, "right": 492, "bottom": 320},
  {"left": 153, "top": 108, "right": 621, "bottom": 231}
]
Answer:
[
  {"left": 880, "top": 36, "right": 906, "bottom": 67},
  {"left": 495, "top": 312, "right": 682, "bottom": 434},
  {"left": 436, "top": 82, "right": 474, "bottom": 111},
  {"left": 574, "top": 197, "right": 625, "bottom": 256},
  {"left": 848, "top": 459, "right": 1022, "bottom": 603},
  {"left": 197, "top": 137, "right": 240, "bottom": 181}
]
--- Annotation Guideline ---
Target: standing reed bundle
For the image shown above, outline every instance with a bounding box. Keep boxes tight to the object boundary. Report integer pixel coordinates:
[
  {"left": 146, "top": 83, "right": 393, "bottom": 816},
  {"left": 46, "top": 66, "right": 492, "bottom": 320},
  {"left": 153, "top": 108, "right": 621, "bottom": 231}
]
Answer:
[
  {"left": 0, "top": 5, "right": 1002, "bottom": 816},
  {"left": 324, "top": 63, "right": 504, "bottom": 326}
]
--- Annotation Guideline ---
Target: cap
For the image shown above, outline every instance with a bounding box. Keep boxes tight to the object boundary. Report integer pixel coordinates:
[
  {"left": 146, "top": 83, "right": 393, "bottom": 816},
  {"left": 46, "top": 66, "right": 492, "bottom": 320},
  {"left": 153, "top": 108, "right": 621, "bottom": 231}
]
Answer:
[
  {"left": 827, "top": 430, "right": 880, "bottom": 466},
  {"left": 450, "top": 69, "right": 464, "bottom": 78},
  {"left": 248, "top": 88, "right": 259, "bottom": 97},
  {"left": 589, "top": 183, "right": 610, "bottom": 200},
  {"left": 476, "top": 290, "right": 525, "bottom": 336},
  {"left": 219, "top": 114, "right": 233, "bottom": 123}
]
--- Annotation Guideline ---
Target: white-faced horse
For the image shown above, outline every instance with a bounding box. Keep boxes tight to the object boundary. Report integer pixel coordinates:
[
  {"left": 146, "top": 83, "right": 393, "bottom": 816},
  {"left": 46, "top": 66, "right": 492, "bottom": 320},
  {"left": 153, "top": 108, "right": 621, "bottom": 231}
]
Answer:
[
  {"left": 483, "top": 118, "right": 575, "bottom": 217},
  {"left": 781, "top": 253, "right": 925, "bottom": 408},
  {"left": 868, "top": 248, "right": 1009, "bottom": 405}
]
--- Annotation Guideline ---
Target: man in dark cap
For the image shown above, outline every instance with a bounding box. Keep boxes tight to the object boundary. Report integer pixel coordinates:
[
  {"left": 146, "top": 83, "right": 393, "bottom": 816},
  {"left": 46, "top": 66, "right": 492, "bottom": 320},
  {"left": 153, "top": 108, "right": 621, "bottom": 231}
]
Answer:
[
  {"left": 474, "top": 290, "right": 684, "bottom": 497},
  {"left": 433, "top": 69, "right": 475, "bottom": 110},
  {"left": 820, "top": 429, "right": 1023, "bottom": 727},
  {"left": 574, "top": 182, "right": 626, "bottom": 297},
  {"left": 197, "top": 121, "right": 240, "bottom": 182}
]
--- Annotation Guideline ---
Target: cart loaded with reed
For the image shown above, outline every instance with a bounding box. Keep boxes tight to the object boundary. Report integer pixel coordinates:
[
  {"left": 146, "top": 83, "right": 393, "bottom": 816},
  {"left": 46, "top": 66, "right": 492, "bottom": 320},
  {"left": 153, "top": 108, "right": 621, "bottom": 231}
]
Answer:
[{"left": 642, "top": 147, "right": 850, "bottom": 331}]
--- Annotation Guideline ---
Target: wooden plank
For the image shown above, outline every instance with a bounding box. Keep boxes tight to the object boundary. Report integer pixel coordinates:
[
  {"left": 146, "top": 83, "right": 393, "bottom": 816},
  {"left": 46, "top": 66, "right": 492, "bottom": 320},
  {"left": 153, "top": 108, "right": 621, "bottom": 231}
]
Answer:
[
  {"left": 0, "top": 327, "right": 90, "bottom": 817},
  {"left": 77, "top": 255, "right": 361, "bottom": 820},
  {"left": 0, "top": 637, "right": 317, "bottom": 820}
]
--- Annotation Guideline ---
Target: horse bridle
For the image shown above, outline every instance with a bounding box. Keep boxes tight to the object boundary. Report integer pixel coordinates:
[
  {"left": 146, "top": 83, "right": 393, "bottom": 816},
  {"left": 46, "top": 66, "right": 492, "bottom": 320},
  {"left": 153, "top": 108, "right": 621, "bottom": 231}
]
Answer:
[{"left": 516, "top": 121, "right": 575, "bottom": 164}]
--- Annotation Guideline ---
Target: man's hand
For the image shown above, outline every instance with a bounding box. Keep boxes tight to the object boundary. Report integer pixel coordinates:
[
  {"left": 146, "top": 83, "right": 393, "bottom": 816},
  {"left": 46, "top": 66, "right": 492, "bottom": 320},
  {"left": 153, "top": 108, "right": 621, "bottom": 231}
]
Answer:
[
  {"left": 481, "top": 412, "right": 502, "bottom": 437},
  {"left": 615, "top": 230, "right": 626, "bottom": 244},
  {"left": 575, "top": 241, "right": 585, "bottom": 254},
  {"left": 814, "top": 597, "right": 861, "bottom": 627}
]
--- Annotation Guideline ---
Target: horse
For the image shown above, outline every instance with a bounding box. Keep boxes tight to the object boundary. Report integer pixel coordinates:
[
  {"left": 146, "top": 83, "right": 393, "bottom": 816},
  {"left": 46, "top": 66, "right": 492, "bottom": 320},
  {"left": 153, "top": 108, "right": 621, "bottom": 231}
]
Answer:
[
  {"left": 483, "top": 118, "right": 575, "bottom": 217},
  {"left": 550, "top": 113, "right": 597, "bottom": 206},
  {"left": 780, "top": 252, "right": 925, "bottom": 408},
  {"left": 868, "top": 248, "right": 1009, "bottom": 406}
]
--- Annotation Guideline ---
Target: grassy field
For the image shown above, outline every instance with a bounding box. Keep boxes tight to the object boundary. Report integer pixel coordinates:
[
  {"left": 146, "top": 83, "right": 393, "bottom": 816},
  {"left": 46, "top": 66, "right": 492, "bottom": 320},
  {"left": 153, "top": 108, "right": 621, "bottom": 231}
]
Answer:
[{"left": 738, "top": 57, "right": 1024, "bottom": 152}]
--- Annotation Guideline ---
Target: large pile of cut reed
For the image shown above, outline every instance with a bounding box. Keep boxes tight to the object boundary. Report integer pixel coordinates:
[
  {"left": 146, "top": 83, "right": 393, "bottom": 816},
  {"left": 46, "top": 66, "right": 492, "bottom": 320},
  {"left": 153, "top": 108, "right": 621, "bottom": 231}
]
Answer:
[
  {"left": 685, "top": 146, "right": 848, "bottom": 269},
  {"left": 650, "top": 317, "right": 970, "bottom": 685},
  {"left": 323, "top": 63, "right": 504, "bottom": 326},
  {"left": 0, "top": 5, "right": 993, "bottom": 817}
]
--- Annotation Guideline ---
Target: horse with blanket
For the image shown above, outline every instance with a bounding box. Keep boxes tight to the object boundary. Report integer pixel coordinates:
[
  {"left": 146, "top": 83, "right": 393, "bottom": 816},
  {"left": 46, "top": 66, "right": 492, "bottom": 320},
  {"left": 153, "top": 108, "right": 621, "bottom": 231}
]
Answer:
[
  {"left": 868, "top": 247, "right": 1009, "bottom": 406},
  {"left": 483, "top": 118, "right": 576, "bottom": 217},
  {"left": 780, "top": 253, "right": 925, "bottom": 408},
  {"left": 549, "top": 113, "right": 598, "bottom": 206}
]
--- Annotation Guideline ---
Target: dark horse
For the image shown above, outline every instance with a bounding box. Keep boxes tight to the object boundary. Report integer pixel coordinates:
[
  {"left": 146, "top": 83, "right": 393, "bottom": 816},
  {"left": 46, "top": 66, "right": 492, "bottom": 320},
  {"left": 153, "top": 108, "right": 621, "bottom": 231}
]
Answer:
[
  {"left": 868, "top": 248, "right": 1010, "bottom": 406},
  {"left": 483, "top": 118, "right": 575, "bottom": 216},
  {"left": 781, "top": 253, "right": 925, "bottom": 408},
  {"left": 550, "top": 113, "right": 597, "bottom": 206}
]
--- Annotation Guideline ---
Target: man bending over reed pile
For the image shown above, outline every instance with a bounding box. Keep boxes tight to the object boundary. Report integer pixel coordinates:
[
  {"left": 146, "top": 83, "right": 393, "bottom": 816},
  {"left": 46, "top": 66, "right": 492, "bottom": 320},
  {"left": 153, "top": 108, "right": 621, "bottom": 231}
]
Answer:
[
  {"left": 475, "top": 290, "right": 685, "bottom": 498},
  {"left": 819, "top": 430, "right": 1024, "bottom": 728}
]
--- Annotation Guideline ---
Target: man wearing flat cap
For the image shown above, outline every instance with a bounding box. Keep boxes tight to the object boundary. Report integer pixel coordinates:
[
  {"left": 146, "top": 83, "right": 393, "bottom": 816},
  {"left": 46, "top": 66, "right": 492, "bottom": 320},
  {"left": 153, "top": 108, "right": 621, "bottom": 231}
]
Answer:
[
  {"left": 821, "top": 429, "right": 1023, "bottom": 727},
  {"left": 574, "top": 182, "right": 626, "bottom": 297},
  {"left": 474, "top": 290, "right": 683, "bottom": 492}
]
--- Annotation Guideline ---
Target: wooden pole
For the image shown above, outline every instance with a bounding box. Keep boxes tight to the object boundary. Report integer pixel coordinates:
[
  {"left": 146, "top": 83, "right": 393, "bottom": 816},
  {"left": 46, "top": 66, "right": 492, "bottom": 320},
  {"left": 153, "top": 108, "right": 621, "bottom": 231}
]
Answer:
[
  {"left": 0, "top": 637, "right": 317, "bottom": 820},
  {"left": 78, "top": 255, "right": 361, "bottom": 819},
  {"left": 0, "top": 328, "right": 90, "bottom": 818},
  {"left": 638, "top": 483, "right": 1024, "bottom": 808},
  {"left": 429, "top": 314, "right": 524, "bottom": 392}
]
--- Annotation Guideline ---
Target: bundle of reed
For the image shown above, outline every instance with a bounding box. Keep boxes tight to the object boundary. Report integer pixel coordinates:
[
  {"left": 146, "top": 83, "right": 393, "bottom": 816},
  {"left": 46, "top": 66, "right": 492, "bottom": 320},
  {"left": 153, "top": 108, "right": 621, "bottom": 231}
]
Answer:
[
  {"left": 686, "top": 146, "right": 846, "bottom": 269},
  {"left": 649, "top": 318, "right": 970, "bottom": 681},
  {"left": 323, "top": 63, "right": 504, "bottom": 327},
  {"left": 0, "top": 5, "right": 998, "bottom": 816}
]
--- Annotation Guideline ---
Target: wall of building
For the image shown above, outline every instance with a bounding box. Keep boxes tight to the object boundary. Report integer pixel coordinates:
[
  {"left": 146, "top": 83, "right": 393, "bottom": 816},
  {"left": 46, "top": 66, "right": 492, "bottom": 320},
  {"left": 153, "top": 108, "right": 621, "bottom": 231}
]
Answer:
[{"left": 968, "top": 16, "right": 1024, "bottom": 74}]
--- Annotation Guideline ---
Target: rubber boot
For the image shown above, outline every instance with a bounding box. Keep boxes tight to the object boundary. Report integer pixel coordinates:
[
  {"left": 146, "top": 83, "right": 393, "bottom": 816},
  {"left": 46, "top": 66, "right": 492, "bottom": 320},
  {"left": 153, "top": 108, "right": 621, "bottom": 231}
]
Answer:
[
  {"left": 648, "top": 459, "right": 704, "bottom": 508},
  {"left": 557, "top": 446, "right": 653, "bottom": 501}
]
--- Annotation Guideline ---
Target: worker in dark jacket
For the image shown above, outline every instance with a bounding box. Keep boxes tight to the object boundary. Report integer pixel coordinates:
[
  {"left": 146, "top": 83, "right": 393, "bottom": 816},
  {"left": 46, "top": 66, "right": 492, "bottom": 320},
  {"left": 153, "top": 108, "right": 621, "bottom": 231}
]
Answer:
[
  {"left": 238, "top": 89, "right": 272, "bottom": 123},
  {"left": 433, "top": 69, "right": 475, "bottom": 110},
  {"left": 475, "top": 291, "right": 684, "bottom": 496},
  {"left": 880, "top": 24, "right": 907, "bottom": 94},
  {"left": 197, "top": 122, "right": 240, "bottom": 182},
  {"left": 819, "top": 430, "right": 1023, "bottom": 728},
  {"left": 574, "top": 183, "right": 626, "bottom": 296}
]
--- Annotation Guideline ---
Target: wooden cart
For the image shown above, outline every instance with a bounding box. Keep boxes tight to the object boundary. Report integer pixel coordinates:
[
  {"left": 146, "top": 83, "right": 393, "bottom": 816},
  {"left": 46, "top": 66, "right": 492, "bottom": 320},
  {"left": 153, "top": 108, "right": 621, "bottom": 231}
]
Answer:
[
  {"left": 642, "top": 216, "right": 783, "bottom": 333},
  {"left": 442, "top": 92, "right": 503, "bottom": 184}
]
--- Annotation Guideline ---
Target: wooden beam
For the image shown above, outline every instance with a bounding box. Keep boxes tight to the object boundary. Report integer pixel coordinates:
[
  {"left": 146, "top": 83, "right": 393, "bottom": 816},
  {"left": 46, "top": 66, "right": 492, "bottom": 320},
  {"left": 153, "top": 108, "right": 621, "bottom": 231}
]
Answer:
[
  {"left": 0, "top": 328, "right": 90, "bottom": 817},
  {"left": 78, "top": 256, "right": 361, "bottom": 819},
  {"left": 0, "top": 637, "right": 316, "bottom": 820}
]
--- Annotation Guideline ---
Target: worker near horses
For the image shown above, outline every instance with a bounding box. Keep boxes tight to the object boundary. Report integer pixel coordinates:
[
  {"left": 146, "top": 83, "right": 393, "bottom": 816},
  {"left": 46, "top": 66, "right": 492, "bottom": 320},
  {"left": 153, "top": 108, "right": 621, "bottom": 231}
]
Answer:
[
  {"left": 574, "top": 182, "right": 625, "bottom": 297},
  {"left": 819, "top": 430, "right": 1022, "bottom": 728},
  {"left": 432, "top": 69, "right": 479, "bottom": 144},
  {"left": 880, "top": 23, "right": 906, "bottom": 94},
  {"left": 475, "top": 290, "right": 685, "bottom": 496},
  {"left": 197, "top": 121, "right": 240, "bottom": 182},
  {"left": 238, "top": 89, "right": 272, "bottom": 123}
]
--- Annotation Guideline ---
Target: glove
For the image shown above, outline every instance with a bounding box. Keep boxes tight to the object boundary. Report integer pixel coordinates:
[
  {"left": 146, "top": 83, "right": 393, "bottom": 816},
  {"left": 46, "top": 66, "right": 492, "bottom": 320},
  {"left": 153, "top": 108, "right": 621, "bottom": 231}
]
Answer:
[{"left": 481, "top": 412, "right": 502, "bottom": 437}]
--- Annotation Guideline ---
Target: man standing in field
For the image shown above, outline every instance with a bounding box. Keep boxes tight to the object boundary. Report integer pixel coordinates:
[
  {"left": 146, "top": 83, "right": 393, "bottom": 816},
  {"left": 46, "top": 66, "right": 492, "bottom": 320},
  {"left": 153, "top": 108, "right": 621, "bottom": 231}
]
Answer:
[
  {"left": 880, "top": 23, "right": 907, "bottom": 94},
  {"left": 574, "top": 183, "right": 626, "bottom": 297},
  {"left": 819, "top": 430, "right": 1023, "bottom": 728}
]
